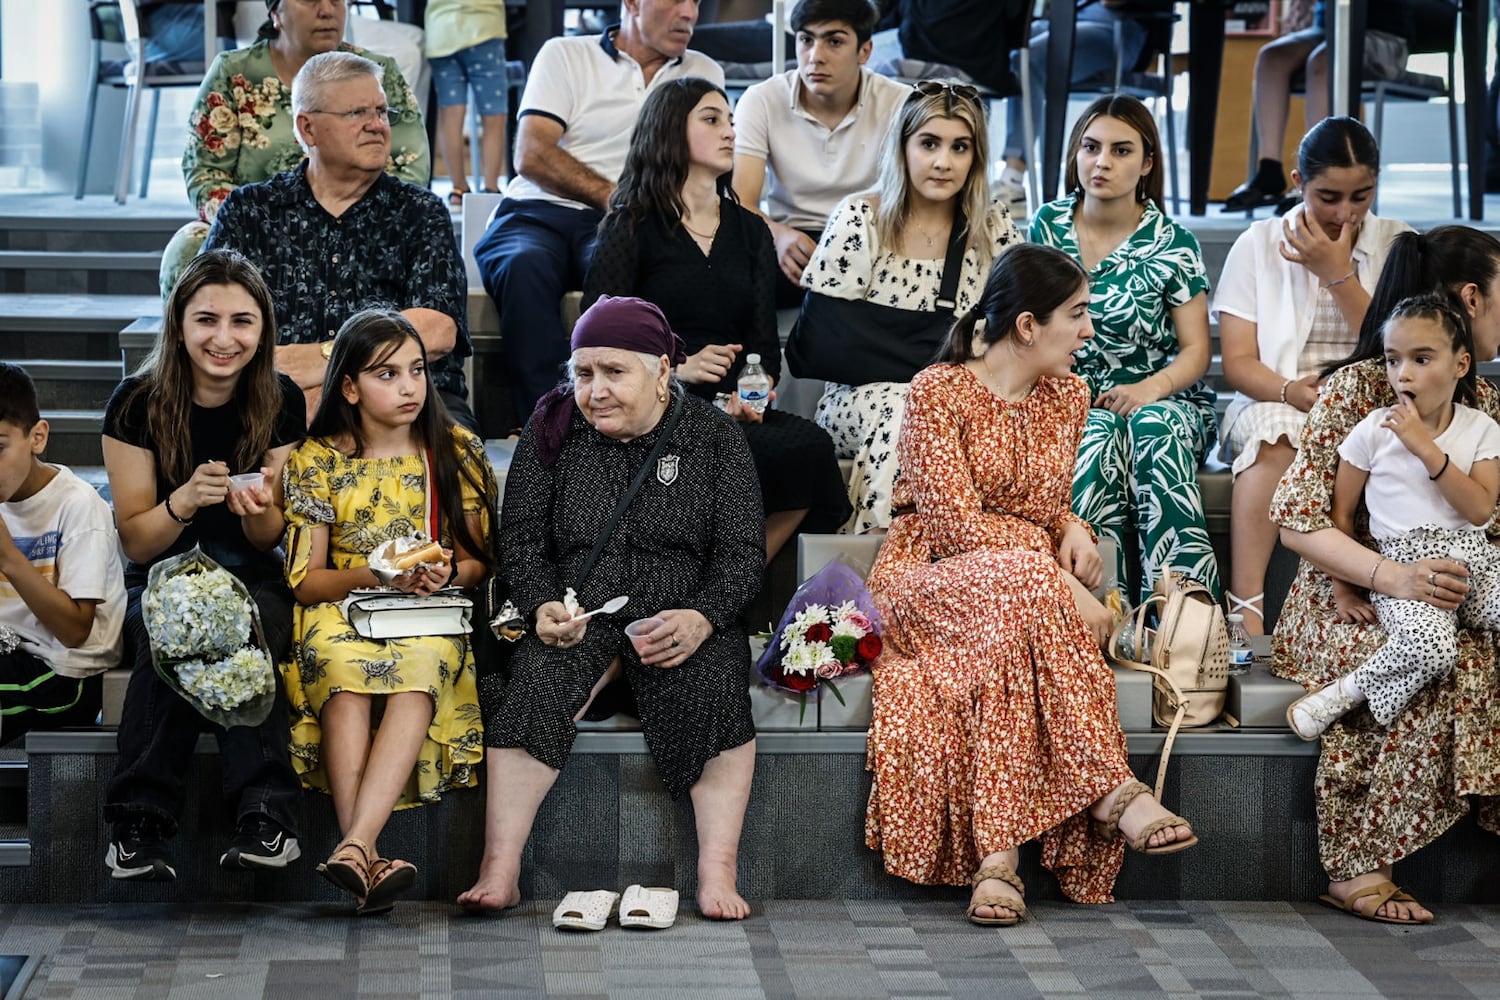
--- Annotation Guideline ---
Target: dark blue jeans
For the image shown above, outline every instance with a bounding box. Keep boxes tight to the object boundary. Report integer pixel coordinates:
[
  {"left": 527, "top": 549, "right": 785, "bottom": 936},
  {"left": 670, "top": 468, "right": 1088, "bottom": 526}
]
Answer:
[
  {"left": 472, "top": 197, "right": 602, "bottom": 428},
  {"left": 103, "top": 573, "right": 301, "bottom": 839}
]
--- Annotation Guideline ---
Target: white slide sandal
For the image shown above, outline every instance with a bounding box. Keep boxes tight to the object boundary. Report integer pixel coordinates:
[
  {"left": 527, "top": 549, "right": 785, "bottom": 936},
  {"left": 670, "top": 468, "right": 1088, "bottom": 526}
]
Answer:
[
  {"left": 618, "top": 884, "right": 679, "bottom": 930},
  {"left": 552, "top": 889, "right": 619, "bottom": 931}
]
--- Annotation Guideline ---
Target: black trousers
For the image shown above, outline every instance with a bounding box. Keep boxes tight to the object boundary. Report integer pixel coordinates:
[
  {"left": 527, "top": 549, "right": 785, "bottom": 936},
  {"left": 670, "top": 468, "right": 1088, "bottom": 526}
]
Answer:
[
  {"left": 103, "top": 573, "right": 302, "bottom": 839},
  {"left": 0, "top": 649, "right": 102, "bottom": 747}
]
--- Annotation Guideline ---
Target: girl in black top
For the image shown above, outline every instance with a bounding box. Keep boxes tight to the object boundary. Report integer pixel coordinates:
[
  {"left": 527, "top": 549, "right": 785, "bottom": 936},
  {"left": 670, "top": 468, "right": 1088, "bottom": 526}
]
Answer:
[{"left": 101, "top": 250, "right": 305, "bottom": 883}]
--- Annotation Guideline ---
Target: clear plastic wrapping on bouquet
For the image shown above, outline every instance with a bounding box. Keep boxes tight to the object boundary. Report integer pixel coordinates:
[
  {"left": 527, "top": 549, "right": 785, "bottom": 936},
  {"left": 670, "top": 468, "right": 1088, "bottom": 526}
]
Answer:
[
  {"left": 144, "top": 545, "right": 276, "bottom": 728},
  {"left": 756, "top": 556, "right": 883, "bottom": 696}
]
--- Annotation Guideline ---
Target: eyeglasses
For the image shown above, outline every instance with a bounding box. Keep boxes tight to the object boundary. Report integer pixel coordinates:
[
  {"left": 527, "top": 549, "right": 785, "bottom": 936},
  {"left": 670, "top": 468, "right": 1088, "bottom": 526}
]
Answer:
[
  {"left": 910, "top": 80, "right": 980, "bottom": 102},
  {"left": 305, "top": 105, "right": 396, "bottom": 125}
]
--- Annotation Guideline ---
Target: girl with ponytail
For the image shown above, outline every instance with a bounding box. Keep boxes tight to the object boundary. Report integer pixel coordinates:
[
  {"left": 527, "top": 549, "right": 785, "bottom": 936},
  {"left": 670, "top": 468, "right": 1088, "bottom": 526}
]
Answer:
[{"left": 864, "top": 244, "right": 1199, "bottom": 927}]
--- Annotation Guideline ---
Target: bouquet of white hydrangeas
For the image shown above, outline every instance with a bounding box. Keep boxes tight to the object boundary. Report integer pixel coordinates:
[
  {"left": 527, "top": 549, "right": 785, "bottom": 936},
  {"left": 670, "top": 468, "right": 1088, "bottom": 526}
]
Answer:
[{"left": 143, "top": 546, "right": 276, "bottom": 728}]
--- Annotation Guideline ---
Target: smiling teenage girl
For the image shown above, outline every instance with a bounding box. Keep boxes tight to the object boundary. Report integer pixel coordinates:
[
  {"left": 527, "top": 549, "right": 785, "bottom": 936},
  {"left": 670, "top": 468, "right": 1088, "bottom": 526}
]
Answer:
[{"left": 1031, "top": 94, "right": 1218, "bottom": 602}]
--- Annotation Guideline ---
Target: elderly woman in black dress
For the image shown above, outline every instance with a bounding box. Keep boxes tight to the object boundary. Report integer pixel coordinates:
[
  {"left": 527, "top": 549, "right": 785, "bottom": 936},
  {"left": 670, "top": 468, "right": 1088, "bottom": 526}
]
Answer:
[
  {"left": 459, "top": 296, "right": 763, "bottom": 920},
  {"left": 583, "top": 76, "right": 849, "bottom": 560}
]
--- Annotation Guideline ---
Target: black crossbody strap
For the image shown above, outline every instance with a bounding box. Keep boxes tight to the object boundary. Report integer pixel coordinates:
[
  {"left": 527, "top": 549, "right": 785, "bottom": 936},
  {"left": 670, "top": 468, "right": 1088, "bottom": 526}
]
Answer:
[
  {"left": 934, "top": 209, "right": 970, "bottom": 313},
  {"left": 572, "top": 389, "right": 686, "bottom": 591}
]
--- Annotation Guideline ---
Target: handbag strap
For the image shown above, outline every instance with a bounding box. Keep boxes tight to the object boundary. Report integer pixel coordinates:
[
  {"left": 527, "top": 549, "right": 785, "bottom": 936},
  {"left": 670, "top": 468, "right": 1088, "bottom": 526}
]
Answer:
[
  {"left": 934, "top": 210, "right": 969, "bottom": 313},
  {"left": 572, "top": 390, "right": 686, "bottom": 592},
  {"left": 1106, "top": 592, "right": 1187, "bottom": 801}
]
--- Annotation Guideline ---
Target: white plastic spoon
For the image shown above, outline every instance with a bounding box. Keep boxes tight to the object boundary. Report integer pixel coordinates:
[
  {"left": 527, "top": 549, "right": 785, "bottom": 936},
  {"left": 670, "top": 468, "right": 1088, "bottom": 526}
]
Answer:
[{"left": 568, "top": 595, "right": 629, "bottom": 622}]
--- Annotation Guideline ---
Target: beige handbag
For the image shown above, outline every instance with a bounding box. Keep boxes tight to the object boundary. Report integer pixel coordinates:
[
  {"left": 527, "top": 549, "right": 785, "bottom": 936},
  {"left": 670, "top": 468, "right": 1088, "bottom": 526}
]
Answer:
[{"left": 1108, "top": 571, "right": 1229, "bottom": 796}]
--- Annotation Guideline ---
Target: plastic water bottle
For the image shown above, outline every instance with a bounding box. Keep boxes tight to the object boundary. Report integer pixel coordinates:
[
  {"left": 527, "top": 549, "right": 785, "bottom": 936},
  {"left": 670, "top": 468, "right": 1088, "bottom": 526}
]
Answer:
[
  {"left": 1226, "top": 613, "right": 1252, "bottom": 676},
  {"left": 737, "top": 353, "right": 771, "bottom": 414}
]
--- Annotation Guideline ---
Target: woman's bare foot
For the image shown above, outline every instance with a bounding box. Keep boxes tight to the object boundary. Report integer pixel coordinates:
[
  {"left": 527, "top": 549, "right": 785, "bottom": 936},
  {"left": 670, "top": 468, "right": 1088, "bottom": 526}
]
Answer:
[
  {"left": 1327, "top": 868, "right": 1434, "bottom": 923},
  {"left": 969, "top": 848, "right": 1023, "bottom": 923},
  {"left": 1091, "top": 780, "right": 1194, "bottom": 851},
  {"left": 457, "top": 859, "right": 521, "bottom": 913},
  {"left": 697, "top": 859, "right": 750, "bottom": 920}
]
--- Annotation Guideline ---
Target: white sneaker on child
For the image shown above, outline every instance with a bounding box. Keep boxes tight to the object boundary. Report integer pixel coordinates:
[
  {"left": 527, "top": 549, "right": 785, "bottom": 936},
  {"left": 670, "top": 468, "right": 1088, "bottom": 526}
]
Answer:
[
  {"left": 992, "top": 167, "right": 1028, "bottom": 223},
  {"left": 1286, "top": 678, "right": 1362, "bottom": 740}
]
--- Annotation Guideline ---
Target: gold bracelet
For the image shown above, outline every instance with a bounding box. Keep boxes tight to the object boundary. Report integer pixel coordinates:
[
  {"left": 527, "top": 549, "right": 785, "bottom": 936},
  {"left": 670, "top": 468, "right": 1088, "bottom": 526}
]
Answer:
[{"left": 1368, "top": 556, "right": 1385, "bottom": 590}]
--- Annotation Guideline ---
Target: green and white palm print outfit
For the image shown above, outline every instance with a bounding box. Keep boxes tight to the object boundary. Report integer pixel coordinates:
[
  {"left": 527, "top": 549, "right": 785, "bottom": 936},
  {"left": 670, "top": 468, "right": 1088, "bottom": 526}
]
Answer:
[{"left": 1031, "top": 194, "right": 1221, "bottom": 602}]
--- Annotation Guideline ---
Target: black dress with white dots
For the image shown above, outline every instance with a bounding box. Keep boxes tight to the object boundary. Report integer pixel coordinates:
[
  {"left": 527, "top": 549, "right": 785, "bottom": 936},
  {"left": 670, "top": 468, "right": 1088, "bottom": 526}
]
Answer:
[{"left": 481, "top": 392, "right": 763, "bottom": 798}]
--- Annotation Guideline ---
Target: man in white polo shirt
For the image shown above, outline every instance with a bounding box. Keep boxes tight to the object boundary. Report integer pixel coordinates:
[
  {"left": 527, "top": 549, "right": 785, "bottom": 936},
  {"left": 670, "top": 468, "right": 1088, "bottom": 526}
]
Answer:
[
  {"left": 732, "top": 0, "right": 906, "bottom": 307},
  {"left": 473, "top": 0, "right": 722, "bottom": 427}
]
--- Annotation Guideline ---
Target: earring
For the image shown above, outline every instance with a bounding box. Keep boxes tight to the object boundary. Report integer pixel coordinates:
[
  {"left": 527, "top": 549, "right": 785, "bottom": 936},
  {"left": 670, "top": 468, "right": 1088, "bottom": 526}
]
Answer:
[{"left": 658, "top": 392, "right": 668, "bottom": 402}]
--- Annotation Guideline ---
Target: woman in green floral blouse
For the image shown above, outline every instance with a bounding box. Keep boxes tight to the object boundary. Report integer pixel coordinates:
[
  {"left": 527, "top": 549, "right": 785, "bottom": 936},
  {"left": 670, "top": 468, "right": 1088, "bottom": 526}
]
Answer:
[
  {"left": 160, "top": 0, "right": 430, "bottom": 299},
  {"left": 1030, "top": 94, "right": 1219, "bottom": 602}
]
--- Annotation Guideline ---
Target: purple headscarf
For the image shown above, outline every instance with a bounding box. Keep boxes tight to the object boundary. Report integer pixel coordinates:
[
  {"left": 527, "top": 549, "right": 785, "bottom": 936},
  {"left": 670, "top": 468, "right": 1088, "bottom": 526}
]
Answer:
[{"left": 531, "top": 296, "right": 688, "bottom": 465}]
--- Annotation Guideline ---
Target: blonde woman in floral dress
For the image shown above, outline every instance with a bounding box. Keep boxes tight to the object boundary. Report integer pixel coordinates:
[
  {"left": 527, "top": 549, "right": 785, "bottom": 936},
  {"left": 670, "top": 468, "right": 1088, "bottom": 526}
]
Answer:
[
  {"left": 160, "top": 0, "right": 429, "bottom": 298},
  {"left": 1271, "top": 225, "right": 1500, "bottom": 925},
  {"left": 282, "top": 310, "right": 494, "bottom": 915},
  {"left": 866, "top": 244, "right": 1197, "bottom": 927}
]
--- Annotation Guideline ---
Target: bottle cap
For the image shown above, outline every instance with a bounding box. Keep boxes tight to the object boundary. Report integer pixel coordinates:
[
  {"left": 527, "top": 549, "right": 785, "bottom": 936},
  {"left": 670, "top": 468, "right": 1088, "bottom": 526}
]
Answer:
[
  {"left": 746, "top": 353, "right": 761, "bottom": 365},
  {"left": 1227, "top": 613, "right": 1244, "bottom": 623}
]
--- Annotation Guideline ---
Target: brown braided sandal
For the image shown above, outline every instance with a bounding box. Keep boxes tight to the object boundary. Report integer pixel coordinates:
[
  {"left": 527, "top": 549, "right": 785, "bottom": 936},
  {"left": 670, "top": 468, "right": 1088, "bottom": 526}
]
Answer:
[
  {"left": 357, "top": 857, "right": 418, "bottom": 917},
  {"left": 1095, "top": 779, "right": 1199, "bottom": 855},
  {"left": 966, "top": 862, "right": 1026, "bottom": 926},
  {"left": 317, "top": 838, "right": 373, "bottom": 898}
]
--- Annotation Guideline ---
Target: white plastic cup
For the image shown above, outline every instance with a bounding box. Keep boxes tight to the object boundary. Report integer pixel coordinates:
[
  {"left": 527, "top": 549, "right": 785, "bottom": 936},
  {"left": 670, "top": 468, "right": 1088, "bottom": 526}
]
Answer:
[
  {"left": 624, "top": 617, "right": 666, "bottom": 655},
  {"left": 228, "top": 472, "right": 265, "bottom": 494}
]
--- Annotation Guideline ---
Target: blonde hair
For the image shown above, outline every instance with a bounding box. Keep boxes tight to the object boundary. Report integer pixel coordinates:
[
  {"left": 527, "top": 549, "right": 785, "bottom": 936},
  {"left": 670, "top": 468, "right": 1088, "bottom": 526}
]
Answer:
[{"left": 869, "top": 83, "right": 998, "bottom": 272}]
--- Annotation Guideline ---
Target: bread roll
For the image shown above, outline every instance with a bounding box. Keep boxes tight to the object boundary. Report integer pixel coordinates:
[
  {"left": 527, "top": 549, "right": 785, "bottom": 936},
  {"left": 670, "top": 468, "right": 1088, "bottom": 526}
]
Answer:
[{"left": 392, "top": 540, "right": 445, "bottom": 570}]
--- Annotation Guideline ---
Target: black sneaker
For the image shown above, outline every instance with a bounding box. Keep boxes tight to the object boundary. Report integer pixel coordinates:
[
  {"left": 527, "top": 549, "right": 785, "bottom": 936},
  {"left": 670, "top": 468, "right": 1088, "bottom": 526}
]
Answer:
[
  {"left": 105, "top": 815, "right": 176, "bottom": 882},
  {"left": 220, "top": 815, "right": 301, "bottom": 870}
]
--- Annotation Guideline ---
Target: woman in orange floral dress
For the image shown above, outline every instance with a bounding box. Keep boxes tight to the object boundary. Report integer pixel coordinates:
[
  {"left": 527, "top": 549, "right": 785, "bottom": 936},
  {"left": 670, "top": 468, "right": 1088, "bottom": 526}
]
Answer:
[
  {"left": 1271, "top": 225, "right": 1500, "bottom": 925},
  {"left": 865, "top": 244, "right": 1198, "bottom": 926}
]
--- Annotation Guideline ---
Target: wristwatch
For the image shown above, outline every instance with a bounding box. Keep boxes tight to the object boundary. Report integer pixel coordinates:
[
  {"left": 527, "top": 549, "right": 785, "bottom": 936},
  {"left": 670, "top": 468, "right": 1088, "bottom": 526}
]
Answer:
[{"left": 321, "top": 339, "right": 334, "bottom": 360}]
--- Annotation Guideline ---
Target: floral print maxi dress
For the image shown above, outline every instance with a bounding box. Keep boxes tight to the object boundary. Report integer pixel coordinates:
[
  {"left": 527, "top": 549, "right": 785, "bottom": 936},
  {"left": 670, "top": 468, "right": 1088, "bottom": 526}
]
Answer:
[
  {"left": 1269, "top": 359, "right": 1500, "bottom": 880},
  {"left": 865, "top": 365, "right": 1135, "bottom": 900},
  {"left": 280, "top": 432, "right": 492, "bottom": 808}
]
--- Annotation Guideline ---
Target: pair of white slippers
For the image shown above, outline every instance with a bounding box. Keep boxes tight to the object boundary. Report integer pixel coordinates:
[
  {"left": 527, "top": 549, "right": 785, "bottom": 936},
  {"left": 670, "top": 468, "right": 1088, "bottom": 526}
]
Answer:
[{"left": 552, "top": 885, "right": 679, "bottom": 931}]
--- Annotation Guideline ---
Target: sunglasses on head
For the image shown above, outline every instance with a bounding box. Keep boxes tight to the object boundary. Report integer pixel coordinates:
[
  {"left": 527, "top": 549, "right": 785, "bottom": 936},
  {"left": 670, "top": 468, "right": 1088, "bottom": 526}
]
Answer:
[{"left": 910, "top": 80, "right": 980, "bottom": 102}]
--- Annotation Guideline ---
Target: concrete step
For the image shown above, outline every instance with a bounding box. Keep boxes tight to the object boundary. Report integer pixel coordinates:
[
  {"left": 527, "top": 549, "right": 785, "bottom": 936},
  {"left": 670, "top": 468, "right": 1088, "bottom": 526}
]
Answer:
[
  {"left": 8, "top": 360, "right": 122, "bottom": 411},
  {"left": 0, "top": 294, "right": 159, "bottom": 359},
  {"left": 40, "top": 411, "right": 105, "bottom": 467},
  {"left": 0, "top": 250, "right": 162, "bottom": 296}
]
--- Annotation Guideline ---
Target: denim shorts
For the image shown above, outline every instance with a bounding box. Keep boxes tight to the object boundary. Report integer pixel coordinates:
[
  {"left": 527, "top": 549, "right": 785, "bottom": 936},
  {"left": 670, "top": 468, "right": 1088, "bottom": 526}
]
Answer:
[{"left": 430, "top": 37, "right": 510, "bottom": 114}]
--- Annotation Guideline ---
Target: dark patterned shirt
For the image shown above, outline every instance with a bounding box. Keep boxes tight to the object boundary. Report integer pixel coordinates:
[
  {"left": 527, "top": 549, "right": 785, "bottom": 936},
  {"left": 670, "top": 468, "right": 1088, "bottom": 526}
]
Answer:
[{"left": 203, "top": 162, "right": 469, "bottom": 397}]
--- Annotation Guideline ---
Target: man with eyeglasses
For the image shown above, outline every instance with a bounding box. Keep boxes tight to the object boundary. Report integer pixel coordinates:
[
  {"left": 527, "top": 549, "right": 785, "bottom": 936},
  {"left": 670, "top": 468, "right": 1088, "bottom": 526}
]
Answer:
[
  {"left": 203, "top": 51, "right": 476, "bottom": 431},
  {"left": 471, "top": 0, "right": 722, "bottom": 432}
]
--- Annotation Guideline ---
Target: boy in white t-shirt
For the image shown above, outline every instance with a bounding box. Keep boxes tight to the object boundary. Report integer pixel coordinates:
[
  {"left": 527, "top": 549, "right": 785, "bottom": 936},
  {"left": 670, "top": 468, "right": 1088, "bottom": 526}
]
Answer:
[
  {"left": 1289, "top": 295, "right": 1500, "bottom": 739},
  {"left": 0, "top": 363, "right": 124, "bottom": 744}
]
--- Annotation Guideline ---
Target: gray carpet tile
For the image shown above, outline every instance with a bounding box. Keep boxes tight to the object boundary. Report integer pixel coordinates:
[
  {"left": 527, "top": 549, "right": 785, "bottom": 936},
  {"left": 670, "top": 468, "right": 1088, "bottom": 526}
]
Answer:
[{"left": 3, "top": 901, "right": 1498, "bottom": 999}]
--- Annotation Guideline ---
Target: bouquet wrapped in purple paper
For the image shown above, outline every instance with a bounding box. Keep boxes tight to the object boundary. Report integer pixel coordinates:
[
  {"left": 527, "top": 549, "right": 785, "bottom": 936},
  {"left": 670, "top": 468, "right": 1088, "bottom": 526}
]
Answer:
[{"left": 757, "top": 558, "right": 882, "bottom": 712}]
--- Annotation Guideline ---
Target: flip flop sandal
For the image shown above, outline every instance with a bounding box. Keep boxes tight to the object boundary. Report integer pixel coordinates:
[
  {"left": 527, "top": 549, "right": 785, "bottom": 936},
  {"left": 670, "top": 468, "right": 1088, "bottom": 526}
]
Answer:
[
  {"left": 552, "top": 889, "right": 619, "bottom": 931},
  {"left": 448, "top": 189, "right": 470, "bottom": 208},
  {"left": 357, "top": 857, "right": 418, "bottom": 916},
  {"left": 317, "top": 838, "right": 373, "bottom": 898},
  {"left": 966, "top": 863, "right": 1025, "bottom": 926},
  {"left": 1095, "top": 779, "right": 1200, "bottom": 855},
  {"left": 618, "top": 884, "right": 679, "bottom": 930},
  {"left": 1318, "top": 880, "right": 1432, "bottom": 925}
]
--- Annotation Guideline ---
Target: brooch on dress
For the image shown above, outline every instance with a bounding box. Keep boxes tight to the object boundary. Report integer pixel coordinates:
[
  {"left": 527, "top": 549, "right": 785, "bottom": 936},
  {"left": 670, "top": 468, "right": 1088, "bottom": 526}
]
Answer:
[{"left": 656, "top": 454, "right": 679, "bottom": 486}]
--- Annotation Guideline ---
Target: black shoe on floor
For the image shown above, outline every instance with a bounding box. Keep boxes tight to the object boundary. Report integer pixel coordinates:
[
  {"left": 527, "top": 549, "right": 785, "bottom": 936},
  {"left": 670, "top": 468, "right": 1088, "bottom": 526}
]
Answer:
[
  {"left": 220, "top": 815, "right": 301, "bottom": 870},
  {"left": 105, "top": 816, "right": 177, "bottom": 882},
  {"left": 1222, "top": 177, "right": 1286, "bottom": 213},
  {"left": 1274, "top": 192, "right": 1303, "bottom": 216}
]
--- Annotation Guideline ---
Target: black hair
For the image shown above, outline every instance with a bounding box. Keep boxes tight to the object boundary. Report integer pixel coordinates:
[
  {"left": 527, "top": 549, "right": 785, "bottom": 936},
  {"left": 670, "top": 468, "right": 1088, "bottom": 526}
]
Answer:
[
  {"left": 308, "top": 309, "right": 492, "bottom": 569},
  {"left": 1381, "top": 292, "right": 1480, "bottom": 407},
  {"left": 1297, "top": 116, "right": 1380, "bottom": 181},
  {"left": 605, "top": 77, "right": 735, "bottom": 238},
  {"left": 0, "top": 363, "right": 41, "bottom": 431},
  {"left": 1323, "top": 226, "right": 1500, "bottom": 377},
  {"left": 936, "top": 245, "right": 1088, "bottom": 364},
  {"left": 790, "top": 0, "right": 880, "bottom": 45}
]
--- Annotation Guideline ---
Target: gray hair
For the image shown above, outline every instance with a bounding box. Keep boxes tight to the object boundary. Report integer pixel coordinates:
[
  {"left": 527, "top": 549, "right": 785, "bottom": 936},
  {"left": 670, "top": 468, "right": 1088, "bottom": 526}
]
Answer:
[
  {"left": 291, "top": 51, "right": 385, "bottom": 149},
  {"left": 565, "top": 350, "right": 679, "bottom": 385}
]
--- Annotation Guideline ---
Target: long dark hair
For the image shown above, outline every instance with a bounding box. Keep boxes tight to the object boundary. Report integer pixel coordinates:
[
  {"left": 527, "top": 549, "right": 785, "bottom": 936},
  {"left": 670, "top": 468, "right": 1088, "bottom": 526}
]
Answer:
[
  {"left": 936, "top": 245, "right": 1088, "bottom": 364},
  {"left": 1381, "top": 292, "right": 1480, "bottom": 407},
  {"left": 308, "top": 309, "right": 492, "bottom": 568},
  {"left": 1323, "top": 226, "right": 1500, "bottom": 377},
  {"left": 1064, "top": 93, "right": 1164, "bottom": 212},
  {"left": 606, "top": 77, "right": 736, "bottom": 236},
  {"left": 126, "top": 249, "right": 283, "bottom": 486}
]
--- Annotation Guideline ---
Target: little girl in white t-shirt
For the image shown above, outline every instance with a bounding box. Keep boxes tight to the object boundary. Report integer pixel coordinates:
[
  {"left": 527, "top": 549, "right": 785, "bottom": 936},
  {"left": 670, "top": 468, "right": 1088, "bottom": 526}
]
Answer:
[{"left": 1289, "top": 294, "right": 1500, "bottom": 739}]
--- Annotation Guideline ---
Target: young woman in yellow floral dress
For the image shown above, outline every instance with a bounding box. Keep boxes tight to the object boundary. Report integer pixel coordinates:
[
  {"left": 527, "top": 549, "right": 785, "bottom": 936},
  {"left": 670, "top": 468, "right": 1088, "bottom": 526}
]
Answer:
[{"left": 281, "top": 309, "right": 494, "bottom": 914}]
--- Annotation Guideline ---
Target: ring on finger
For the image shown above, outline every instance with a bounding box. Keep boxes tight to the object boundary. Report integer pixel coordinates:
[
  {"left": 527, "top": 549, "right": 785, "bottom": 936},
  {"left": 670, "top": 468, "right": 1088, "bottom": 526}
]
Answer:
[{"left": 1429, "top": 571, "right": 1437, "bottom": 586}]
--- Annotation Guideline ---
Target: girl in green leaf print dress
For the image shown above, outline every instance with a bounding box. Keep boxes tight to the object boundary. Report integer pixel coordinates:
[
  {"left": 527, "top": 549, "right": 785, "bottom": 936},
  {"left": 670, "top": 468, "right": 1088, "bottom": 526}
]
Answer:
[
  {"left": 281, "top": 310, "right": 495, "bottom": 914},
  {"left": 1030, "top": 94, "right": 1221, "bottom": 602}
]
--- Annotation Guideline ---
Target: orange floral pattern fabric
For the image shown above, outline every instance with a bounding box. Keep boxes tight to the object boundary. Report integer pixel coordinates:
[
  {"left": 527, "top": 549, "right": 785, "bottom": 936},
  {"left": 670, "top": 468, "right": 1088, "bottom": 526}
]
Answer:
[
  {"left": 865, "top": 364, "right": 1134, "bottom": 901},
  {"left": 1269, "top": 358, "right": 1500, "bottom": 880}
]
